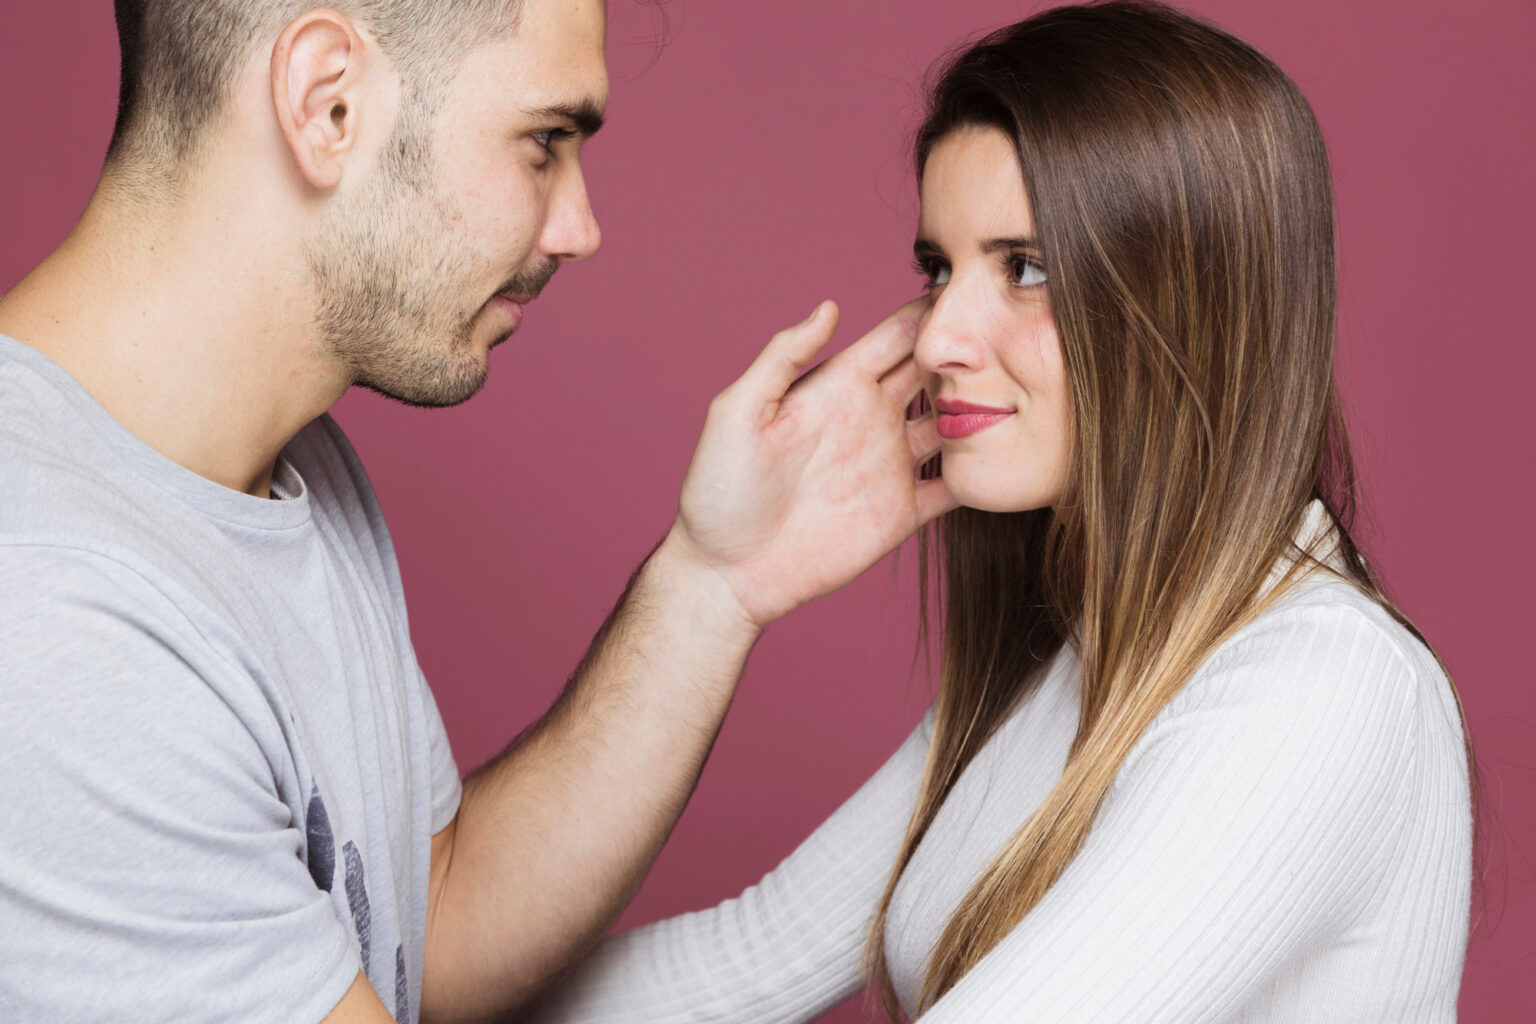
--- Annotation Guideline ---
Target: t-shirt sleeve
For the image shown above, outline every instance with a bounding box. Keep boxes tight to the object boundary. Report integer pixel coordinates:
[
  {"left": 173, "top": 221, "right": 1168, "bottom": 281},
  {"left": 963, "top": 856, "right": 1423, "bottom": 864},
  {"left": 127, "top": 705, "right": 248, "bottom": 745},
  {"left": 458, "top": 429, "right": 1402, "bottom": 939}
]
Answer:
[
  {"left": 312, "top": 413, "right": 462, "bottom": 836},
  {"left": 916, "top": 602, "right": 1447, "bottom": 1023},
  {"left": 416, "top": 663, "right": 463, "bottom": 835},
  {"left": 0, "top": 547, "right": 361, "bottom": 1024},
  {"left": 524, "top": 709, "right": 936, "bottom": 1024}
]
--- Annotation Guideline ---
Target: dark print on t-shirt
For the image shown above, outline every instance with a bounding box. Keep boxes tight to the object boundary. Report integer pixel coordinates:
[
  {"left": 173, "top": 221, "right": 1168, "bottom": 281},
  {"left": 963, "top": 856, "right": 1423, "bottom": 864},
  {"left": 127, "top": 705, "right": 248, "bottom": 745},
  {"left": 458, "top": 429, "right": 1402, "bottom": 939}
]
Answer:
[{"left": 307, "top": 784, "right": 410, "bottom": 1022}]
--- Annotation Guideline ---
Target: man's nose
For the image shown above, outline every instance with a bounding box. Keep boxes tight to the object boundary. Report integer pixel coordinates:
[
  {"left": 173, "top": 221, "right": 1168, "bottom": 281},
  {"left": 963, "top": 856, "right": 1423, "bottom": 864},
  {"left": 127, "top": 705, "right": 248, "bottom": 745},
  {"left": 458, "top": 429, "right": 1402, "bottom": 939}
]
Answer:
[{"left": 540, "top": 164, "right": 602, "bottom": 264}]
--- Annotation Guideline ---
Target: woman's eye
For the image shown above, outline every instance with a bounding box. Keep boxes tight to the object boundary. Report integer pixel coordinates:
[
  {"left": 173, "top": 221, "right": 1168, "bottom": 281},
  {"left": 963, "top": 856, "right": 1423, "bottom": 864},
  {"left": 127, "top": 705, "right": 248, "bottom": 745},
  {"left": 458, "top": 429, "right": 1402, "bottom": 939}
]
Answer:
[
  {"left": 913, "top": 258, "right": 951, "bottom": 288},
  {"left": 1009, "top": 254, "right": 1048, "bottom": 287}
]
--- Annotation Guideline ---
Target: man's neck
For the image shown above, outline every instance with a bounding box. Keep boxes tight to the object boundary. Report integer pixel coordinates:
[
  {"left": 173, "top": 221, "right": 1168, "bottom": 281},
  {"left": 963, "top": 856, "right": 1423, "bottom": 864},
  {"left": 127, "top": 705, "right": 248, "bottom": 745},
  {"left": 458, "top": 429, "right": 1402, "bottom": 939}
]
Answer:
[{"left": 0, "top": 178, "right": 349, "bottom": 498}]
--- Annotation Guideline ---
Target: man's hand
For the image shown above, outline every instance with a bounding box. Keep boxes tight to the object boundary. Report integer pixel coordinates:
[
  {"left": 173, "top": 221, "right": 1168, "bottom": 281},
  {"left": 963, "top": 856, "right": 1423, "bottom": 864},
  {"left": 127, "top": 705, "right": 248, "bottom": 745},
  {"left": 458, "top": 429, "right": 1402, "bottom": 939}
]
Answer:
[
  {"left": 669, "top": 299, "right": 957, "bottom": 628},
  {"left": 420, "top": 299, "right": 957, "bottom": 1023}
]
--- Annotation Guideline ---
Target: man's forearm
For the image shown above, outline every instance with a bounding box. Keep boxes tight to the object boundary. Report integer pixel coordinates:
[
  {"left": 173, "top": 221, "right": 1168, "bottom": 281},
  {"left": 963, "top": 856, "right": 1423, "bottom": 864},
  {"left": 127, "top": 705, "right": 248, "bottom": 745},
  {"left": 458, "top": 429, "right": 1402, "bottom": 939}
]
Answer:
[
  {"left": 417, "top": 298, "right": 950, "bottom": 1022},
  {"left": 419, "top": 530, "right": 760, "bottom": 1023}
]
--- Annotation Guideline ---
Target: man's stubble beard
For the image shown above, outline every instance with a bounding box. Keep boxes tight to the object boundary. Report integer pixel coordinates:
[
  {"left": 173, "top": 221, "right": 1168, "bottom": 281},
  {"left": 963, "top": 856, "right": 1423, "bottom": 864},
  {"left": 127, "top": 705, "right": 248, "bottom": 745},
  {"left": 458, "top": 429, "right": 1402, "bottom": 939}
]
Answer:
[
  {"left": 302, "top": 72, "right": 551, "bottom": 412},
  {"left": 306, "top": 161, "right": 492, "bottom": 409},
  {"left": 305, "top": 93, "right": 560, "bottom": 409}
]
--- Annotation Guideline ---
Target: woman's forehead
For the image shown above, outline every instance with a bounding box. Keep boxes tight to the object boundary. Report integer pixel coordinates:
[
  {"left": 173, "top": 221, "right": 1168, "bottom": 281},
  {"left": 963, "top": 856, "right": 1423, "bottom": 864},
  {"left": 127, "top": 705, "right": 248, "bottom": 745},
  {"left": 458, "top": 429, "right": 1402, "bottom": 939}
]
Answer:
[{"left": 918, "top": 129, "right": 1036, "bottom": 247}]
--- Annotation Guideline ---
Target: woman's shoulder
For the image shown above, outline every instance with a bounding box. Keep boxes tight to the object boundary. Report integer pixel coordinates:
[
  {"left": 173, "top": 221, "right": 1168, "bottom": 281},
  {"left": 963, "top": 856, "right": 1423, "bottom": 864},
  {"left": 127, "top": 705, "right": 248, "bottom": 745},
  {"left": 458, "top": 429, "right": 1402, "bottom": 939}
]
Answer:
[
  {"left": 1155, "top": 578, "right": 1465, "bottom": 774},
  {"left": 1205, "top": 578, "right": 1434, "bottom": 695}
]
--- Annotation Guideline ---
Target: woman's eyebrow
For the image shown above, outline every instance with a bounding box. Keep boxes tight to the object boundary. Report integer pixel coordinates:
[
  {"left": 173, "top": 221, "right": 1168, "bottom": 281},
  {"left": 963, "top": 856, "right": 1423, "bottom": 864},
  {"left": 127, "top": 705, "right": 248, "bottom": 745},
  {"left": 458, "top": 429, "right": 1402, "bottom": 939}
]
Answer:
[
  {"left": 980, "top": 236, "right": 1039, "bottom": 253},
  {"left": 913, "top": 236, "right": 1040, "bottom": 259}
]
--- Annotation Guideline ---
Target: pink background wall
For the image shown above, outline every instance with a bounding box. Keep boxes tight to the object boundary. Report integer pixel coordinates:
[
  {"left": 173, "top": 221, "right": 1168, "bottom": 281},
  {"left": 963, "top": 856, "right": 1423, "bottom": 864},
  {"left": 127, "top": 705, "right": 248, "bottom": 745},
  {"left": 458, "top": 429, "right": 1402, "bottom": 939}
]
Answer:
[{"left": 3, "top": 0, "right": 1531, "bottom": 1018}]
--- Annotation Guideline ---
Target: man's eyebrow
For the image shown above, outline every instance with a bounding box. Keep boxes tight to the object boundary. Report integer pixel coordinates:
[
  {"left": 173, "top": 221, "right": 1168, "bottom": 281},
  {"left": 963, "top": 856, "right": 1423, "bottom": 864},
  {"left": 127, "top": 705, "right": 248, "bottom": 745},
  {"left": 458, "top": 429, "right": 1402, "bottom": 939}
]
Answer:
[{"left": 525, "top": 100, "right": 606, "bottom": 137}]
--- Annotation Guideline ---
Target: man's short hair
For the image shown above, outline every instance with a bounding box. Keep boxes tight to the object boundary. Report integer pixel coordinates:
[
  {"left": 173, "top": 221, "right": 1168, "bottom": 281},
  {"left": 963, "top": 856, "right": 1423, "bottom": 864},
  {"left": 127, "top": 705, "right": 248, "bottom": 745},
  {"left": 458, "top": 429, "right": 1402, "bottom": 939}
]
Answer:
[{"left": 107, "top": 0, "right": 523, "bottom": 185}]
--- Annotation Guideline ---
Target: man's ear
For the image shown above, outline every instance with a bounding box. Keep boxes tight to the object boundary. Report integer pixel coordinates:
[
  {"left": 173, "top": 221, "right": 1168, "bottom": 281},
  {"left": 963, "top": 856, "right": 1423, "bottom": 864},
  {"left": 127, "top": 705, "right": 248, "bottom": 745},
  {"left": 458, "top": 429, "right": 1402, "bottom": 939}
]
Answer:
[{"left": 270, "top": 10, "right": 373, "bottom": 190}]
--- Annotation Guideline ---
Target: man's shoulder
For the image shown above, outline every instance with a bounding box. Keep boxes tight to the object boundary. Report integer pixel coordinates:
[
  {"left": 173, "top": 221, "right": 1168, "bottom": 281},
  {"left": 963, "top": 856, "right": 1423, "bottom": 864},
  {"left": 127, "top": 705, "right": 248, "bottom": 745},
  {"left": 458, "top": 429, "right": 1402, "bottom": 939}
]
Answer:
[
  {"left": 0, "top": 404, "right": 209, "bottom": 587},
  {"left": 0, "top": 539, "right": 224, "bottom": 668},
  {"left": 0, "top": 403, "right": 150, "bottom": 552},
  {"left": 0, "top": 331, "right": 381, "bottom": 542},
  {"left": 0, "top": 340, "right": 162, "bottom": 543},
  {"left": 285, "top": 411, "right": 380, "bottom": 511}
]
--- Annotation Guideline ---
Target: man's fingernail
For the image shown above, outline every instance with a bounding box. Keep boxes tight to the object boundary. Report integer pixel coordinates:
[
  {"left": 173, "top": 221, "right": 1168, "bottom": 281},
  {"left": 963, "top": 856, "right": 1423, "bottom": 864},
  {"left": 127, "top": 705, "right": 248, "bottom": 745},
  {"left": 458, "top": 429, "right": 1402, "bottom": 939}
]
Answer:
[{"left": 803, "top": 301, "right": 822, "bottom": 324}]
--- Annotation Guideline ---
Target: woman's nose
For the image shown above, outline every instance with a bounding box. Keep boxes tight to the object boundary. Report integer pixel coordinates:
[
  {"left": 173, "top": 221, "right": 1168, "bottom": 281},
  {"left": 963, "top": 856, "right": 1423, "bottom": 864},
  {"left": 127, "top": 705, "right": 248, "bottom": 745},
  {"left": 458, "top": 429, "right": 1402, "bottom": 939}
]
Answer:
[{"left": 913, "top": 284, "right": 984, "bottom": 374}]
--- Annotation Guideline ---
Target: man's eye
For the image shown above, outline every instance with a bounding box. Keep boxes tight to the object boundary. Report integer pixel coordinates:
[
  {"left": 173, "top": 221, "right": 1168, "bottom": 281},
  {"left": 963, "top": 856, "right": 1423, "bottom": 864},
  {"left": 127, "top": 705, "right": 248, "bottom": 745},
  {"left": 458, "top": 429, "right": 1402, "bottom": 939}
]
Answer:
[
  {"left": 532, "top": 128, "right": 575, "bottom": 153},
  {"left": 1008, "top": 254, "right": 1048, "bottom": 287}
]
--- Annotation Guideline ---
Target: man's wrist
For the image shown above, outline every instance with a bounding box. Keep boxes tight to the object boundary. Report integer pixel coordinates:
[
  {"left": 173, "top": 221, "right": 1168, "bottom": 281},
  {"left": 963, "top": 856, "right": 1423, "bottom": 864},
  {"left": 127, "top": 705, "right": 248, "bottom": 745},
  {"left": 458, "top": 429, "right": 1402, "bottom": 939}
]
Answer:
[{"left": 645, "top": 526, "right": 764, "bottom": 656}]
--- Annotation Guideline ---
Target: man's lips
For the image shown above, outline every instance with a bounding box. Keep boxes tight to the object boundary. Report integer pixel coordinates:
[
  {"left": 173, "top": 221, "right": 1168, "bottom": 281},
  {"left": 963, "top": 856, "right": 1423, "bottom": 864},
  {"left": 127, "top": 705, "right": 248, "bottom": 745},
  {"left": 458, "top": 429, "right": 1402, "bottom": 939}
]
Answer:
[
  {"left": 932, "top": 398, "right": 1015, "bottom": 439},
  {"left": 487, "top": 264, "right": 556, "bottom": 334},
  {"left": 490, "top": 292, "right": 528, "bottom": 331}
]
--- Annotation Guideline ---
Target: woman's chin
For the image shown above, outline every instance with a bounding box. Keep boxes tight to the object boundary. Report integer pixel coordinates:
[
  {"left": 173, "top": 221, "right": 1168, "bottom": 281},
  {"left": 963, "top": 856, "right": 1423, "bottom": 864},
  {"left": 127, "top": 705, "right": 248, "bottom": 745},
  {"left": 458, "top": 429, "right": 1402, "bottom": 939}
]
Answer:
[
  {"left": 948, "top": 480, "right": 1057, "bottom": 515},
  {"left": 940, "top": 447, "right": 1063, "bottom": 515}
]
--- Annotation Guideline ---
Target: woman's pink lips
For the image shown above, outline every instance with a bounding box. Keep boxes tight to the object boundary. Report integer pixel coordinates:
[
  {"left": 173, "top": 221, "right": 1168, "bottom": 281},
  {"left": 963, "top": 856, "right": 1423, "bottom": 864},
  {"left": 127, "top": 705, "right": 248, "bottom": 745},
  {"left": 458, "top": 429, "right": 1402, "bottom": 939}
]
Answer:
[{"left": 933, "top": 398, "right": 1015, "bottom": 439}]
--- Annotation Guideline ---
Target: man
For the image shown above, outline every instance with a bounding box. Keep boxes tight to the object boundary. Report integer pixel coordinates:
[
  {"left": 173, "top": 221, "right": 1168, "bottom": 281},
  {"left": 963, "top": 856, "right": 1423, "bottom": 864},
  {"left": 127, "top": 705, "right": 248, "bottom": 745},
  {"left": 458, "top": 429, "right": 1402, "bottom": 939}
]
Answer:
[{"left": 0, "top": 1, "right": 952, "bottom": 1022}]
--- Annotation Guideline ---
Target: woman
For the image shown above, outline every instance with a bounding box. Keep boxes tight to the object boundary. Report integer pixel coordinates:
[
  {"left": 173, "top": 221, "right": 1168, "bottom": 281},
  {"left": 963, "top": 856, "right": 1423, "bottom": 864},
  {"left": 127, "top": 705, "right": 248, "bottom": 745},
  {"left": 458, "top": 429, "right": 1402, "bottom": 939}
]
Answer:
[{"left": 529, "top": 2, "right": 1474, "bottom": 1019}]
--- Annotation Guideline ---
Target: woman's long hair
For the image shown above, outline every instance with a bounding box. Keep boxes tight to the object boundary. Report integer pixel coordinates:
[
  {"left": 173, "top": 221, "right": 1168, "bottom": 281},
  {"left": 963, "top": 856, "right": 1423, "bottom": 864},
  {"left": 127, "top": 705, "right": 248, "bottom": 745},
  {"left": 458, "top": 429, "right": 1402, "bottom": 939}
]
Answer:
[{"left": 864, "top": 1, "right": 1474, "bottom": 1015}]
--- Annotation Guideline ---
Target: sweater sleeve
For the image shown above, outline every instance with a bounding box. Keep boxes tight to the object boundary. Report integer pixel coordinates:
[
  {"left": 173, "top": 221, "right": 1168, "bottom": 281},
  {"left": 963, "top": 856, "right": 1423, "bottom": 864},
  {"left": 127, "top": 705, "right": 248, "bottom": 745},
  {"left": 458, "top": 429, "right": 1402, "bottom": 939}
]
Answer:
[
  {"left": 524, "top": 709, "right": 935, "bottom": 1024},
  {"left": 916, "top": 600, "right": 1457, "bottom": 1023}
]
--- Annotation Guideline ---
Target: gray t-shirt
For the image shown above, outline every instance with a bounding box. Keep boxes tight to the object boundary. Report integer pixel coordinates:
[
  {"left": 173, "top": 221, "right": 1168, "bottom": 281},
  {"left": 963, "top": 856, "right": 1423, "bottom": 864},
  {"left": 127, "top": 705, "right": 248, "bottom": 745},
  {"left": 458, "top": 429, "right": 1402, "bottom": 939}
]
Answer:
[{"left": 0, "top": 334, "right": 462, "bottom": 1023}]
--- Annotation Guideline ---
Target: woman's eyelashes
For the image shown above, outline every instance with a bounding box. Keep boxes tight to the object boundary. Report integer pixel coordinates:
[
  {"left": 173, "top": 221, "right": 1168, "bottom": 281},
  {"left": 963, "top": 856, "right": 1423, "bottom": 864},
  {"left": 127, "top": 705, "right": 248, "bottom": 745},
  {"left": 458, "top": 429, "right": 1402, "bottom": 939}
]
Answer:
[
  {"left": 911, "top": 252, "right": 1047, "bottom": 290},
  {"left": 913, "top": 255, "right": 951, "bottom": 289},
  {"left": 1006, "top": 253, "right": 1048, "bottom": 286}
]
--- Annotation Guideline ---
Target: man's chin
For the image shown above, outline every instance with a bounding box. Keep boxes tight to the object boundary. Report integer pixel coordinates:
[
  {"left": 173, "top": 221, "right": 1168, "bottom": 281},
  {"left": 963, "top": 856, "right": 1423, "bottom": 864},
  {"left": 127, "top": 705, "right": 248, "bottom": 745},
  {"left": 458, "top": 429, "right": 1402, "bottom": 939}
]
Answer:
[{"left": 353, "top": 353, "right": 490, "bottom": 409}]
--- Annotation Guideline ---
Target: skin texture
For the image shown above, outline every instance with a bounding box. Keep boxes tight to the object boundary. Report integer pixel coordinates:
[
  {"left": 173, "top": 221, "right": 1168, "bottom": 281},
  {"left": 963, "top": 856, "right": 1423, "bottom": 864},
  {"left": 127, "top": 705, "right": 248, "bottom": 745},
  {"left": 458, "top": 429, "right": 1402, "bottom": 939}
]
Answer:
[
  {"left": 0, "top": 3, "right": 605, "bottom": 498},
  {"left": 305, "top": 7, "right": 602, "bottom": 407},
  {"left": 914, "top": 129, "right": 1071, "bottom": 514},
  {"left": 0, "top": 1, "right": 957, "bottom": 1021}
]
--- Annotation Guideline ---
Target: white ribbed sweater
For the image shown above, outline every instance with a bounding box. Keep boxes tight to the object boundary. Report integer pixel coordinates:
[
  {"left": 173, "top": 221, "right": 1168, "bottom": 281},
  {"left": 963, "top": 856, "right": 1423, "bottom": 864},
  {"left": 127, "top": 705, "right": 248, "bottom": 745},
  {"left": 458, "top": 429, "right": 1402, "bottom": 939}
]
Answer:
[{"left": 530, "top": 550, "right": 1471, "bottom": 1021}]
